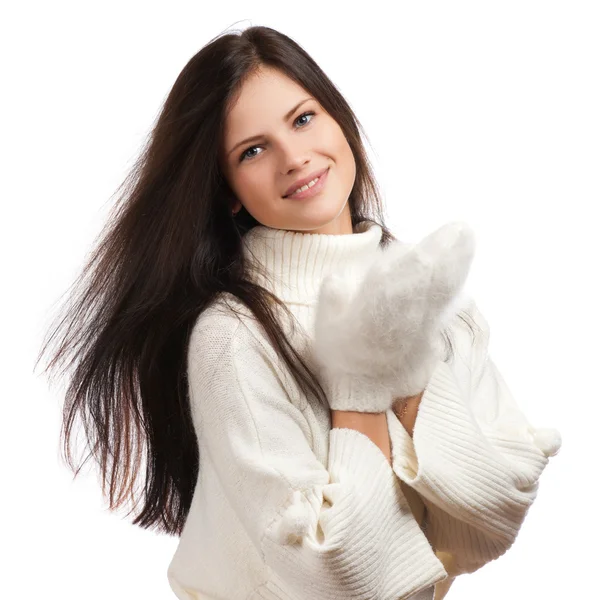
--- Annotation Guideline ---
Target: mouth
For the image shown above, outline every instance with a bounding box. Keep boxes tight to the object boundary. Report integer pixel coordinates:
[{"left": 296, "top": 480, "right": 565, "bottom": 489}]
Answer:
[{"left": 283, "top": 167, "right": 330, "bottom": 200}]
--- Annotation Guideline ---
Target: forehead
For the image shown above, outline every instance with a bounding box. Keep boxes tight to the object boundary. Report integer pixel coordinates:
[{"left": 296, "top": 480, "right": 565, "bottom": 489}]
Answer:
[{"left": 223, "top": 68, "right": 309, "bottom": 139}]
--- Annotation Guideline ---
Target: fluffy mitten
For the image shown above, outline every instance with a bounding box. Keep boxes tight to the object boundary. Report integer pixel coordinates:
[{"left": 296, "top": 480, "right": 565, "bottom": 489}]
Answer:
[{"left": 312, "top": 221, "right": 475, "bottom": 413}]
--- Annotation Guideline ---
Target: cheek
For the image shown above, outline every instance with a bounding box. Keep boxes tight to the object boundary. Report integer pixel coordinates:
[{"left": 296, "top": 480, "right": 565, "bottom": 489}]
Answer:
[
  {"left": 320, "top": 119, "right": 346, "bottom": 154},
  {"left": 329, "top": 126, "right": 355, "bottom": 176},
  {"left": 324, "top": 121, "right": 354, "bottom": 167},
  {"left": 234, "top": 164, "right": 277, "bottom": 203}
]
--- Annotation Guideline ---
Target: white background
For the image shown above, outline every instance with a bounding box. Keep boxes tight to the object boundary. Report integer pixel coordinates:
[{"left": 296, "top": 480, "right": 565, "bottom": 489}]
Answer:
[{"left": 3, "top": 1, "right": 598, "bottom": 598}]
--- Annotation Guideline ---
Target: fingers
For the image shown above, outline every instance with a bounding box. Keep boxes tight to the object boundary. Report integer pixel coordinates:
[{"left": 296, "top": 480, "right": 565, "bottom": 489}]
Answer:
[
  {"left": 355, "top": 222, "right": 475, "bottom": 347},
  {"left": 412, "top": 223, "right": 475, "bottom": 339},
  {"left": 424, "top": 222, "right": 476, "bottom": 315},
  {"left": 350, "top": 242, "right": 431, "bottom": 357},
  {"left": 312, "top": 222, "right": 476, "bottom": 384}
]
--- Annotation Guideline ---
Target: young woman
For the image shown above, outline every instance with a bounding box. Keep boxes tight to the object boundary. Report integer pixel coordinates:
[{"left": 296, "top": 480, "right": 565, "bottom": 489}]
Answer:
[{"left": 36, "top": 25, "right": 562, "bottom": 600}]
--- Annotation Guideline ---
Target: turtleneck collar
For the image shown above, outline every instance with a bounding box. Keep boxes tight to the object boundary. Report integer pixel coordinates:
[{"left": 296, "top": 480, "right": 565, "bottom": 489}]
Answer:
[{"left": 241, "top": 220, "right": 384, "bottom": 306}]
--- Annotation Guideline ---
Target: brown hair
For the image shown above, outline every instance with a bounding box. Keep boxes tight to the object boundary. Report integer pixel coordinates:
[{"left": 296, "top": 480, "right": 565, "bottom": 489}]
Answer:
[{"left": 34, "top": 24, "right": 477, "bottom": 537}]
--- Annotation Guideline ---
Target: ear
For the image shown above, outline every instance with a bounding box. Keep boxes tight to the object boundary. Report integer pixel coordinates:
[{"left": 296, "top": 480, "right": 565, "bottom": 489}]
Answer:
[{"left": 231, "top": 199, "right": 243, "bottom": 214}]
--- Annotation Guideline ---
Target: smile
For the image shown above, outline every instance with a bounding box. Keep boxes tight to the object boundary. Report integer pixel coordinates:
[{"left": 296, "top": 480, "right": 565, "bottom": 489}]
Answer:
[{"left": 284, "top": 168, "right": 330, "bottom": 201}]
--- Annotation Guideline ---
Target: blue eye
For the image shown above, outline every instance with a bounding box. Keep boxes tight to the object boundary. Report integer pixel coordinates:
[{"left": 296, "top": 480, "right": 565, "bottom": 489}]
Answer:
[{"left": 239, "top": 111, "right": 316, "bottom": 163}]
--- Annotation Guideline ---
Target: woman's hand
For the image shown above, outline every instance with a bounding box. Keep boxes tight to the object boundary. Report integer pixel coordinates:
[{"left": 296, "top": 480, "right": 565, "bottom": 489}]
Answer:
[
  {"left": 392, "top": 392, "right": 424, "bottom": 438},
  {"left": 386, "top": 221, "right": 476, "bottom": 401},
  {"left": 312, "top": 221, "right": 475, "bottom": 413}
]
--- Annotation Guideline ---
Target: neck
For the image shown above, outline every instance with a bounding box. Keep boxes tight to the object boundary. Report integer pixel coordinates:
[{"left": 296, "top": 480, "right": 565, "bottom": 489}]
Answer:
[{"left": 241, "top": 219, "right": 385, "bottom": 307}]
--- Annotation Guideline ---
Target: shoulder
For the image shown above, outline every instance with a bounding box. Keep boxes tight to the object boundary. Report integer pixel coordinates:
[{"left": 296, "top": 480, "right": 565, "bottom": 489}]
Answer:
[
  {"left": 187, "top": 294, "right": 242, "bottom": 366},
  {"left": 188, "top": 292, "right": 293, "bottom": 388},
  {"left": 186, "top": 294, "right": 306, "bottom": 425},
  {"left": 189, "top": 292, "right": 261, "bottom": 343}
]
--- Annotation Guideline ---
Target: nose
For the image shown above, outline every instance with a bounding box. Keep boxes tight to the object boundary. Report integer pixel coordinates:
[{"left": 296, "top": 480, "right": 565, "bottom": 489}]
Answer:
[{"left": 276, "top": 137, "right": 312, "bottom": 175}]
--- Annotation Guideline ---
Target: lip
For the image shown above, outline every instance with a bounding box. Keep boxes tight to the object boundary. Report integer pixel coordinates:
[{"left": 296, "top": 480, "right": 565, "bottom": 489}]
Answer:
[
  {"left": 283, "top": 167, "right": 329, "bottom": 201},
  {"left": 283, "top": 167, "right": 329, "bottom": 197}
]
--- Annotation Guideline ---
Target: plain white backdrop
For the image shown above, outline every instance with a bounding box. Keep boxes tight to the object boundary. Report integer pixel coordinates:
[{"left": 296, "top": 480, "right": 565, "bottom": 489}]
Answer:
[{"left": 3, "top": 1, "right": 598, "bottom": 598}]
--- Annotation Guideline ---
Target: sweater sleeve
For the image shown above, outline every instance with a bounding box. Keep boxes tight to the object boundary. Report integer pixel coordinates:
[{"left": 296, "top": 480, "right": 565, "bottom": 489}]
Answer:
[
  {"left": 187, "top": 309, "right": 449, "bottom": 600},
  {"left": 387, "top": 298, "right": 562, "bottom": 578}
]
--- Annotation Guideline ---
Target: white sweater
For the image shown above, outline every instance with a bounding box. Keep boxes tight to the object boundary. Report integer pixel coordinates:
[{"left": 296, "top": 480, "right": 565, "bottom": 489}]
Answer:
[{"left": 167, "top": 220, "right": 562, "bottom": 600}]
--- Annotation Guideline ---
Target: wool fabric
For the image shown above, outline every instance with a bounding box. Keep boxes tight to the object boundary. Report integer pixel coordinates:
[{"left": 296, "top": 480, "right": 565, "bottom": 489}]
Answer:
[{"left": 167, "top": 220, "right": 561, "bottom": 600}]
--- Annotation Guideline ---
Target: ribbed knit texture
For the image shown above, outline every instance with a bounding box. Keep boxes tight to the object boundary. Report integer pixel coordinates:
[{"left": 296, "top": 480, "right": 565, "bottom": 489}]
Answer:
[
  {"left": 166, "top": 220, "right": 561, "bottom": 600},
  {"left": 240, "top": 219, "right": 382, "bottom": 307},
  {"left": 387, "top": 297, "right": 562, "bottom": 587}
]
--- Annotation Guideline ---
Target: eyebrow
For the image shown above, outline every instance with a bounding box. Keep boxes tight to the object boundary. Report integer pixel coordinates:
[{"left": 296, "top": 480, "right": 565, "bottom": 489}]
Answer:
[{"left": 227, "top": 97, "right": 314, "bottom": 158}]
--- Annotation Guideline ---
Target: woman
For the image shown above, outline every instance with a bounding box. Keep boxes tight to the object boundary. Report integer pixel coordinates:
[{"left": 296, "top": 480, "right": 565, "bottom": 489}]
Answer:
[{"left": 36, "top": 25, "right": 562, "bottom": 600}]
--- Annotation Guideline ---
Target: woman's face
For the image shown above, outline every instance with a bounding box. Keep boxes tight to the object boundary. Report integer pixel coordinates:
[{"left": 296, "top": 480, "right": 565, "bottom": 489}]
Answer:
[{"left": 220, "top": 66, "right": 356, "bottom": 235}]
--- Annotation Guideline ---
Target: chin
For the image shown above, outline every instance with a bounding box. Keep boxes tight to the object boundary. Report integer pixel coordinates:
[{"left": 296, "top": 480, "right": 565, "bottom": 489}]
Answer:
[{"left": 288, "top": 206, "right": 351, "bottom": 235}]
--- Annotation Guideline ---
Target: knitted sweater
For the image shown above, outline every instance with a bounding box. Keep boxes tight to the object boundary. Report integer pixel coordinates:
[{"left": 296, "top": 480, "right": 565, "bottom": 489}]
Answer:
[{"left": 166, "top": 220, "right": 562, "bottom": 600}]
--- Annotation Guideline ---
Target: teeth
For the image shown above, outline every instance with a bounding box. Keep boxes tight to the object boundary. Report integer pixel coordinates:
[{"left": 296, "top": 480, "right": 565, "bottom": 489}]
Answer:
[{"left": 289, "top": 175, "right": 320, "bottom": 196}]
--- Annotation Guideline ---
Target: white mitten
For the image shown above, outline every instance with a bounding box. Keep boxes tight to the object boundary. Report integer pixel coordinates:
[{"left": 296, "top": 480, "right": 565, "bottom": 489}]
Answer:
[{"left": 312, "top": 221, "right": 475, "bottom": 413}]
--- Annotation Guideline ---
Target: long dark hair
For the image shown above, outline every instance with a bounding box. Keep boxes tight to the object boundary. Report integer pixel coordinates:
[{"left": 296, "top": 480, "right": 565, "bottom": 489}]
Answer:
[{"left": 34, "top": 24, "right": 477, "bottom": 537}]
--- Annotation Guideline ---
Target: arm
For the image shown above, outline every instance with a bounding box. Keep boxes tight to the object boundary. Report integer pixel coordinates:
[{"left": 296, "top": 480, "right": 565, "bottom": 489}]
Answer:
[
  {"left": 391, "top": 391, "right": 424, "bottom": 439},
  {"left": 330, "top": 390, "right": 425, "bottom": 466},
  {"left": 331, "top": 410, "right": 392, "bottom": 464},
  {"left": 186, "top": 309, "right": 449, "bottom": 599},
  {"left": 387, "top": 298, "right": 562, "bottom": 577}
]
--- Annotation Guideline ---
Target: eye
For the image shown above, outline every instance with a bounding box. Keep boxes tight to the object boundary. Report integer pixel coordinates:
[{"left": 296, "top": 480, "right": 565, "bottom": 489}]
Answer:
[{"left": 239, "top": 111, "right": 316, "bottom": 163}]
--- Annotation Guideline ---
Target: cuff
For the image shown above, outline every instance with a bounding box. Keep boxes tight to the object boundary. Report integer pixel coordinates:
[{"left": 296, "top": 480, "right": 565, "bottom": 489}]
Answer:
[{"left": 386, "top": 360, "right": 559, "bottom": 543}]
